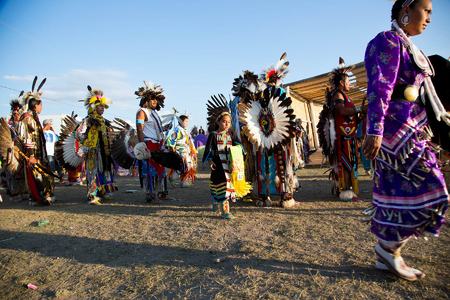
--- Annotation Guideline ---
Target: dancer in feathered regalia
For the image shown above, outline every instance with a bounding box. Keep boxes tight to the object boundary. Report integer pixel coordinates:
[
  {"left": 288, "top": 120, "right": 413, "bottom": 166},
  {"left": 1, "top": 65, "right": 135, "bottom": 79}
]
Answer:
[
  {"left": 8, "top": 98, "right": 23, "bottom": 129},
  {"left": 1, "top": 96, "right": 28, "bottom": 200},
  {"left": 230, "top": 70, "right": 262, "bottom": 187},
  {"left": 318, "top": 57, "right": 364, "bottom": 201},
  {"left": 238, "top": 53, "right": 301, "bottom": 208},
  {"left": 76, "top": 86, "right": 116, "bottom": 205},
  {"left": 55, "top": 106, "right": 138, "bottom": 203},
  {"left": 362, "top": 0, "right": 448, "bottom": 281},
  {"left": 16, "top": 76, "right": 55, "bottom": 205},
  {"left": 165, "top": 114, "right": 197, "bottom": 187},
  {"left": 203, "top": 95, "right": 251, "bottom": 219},
  {"left": 293, "top": 120, "right": 306, "bottom": 169},
  {"left": 135, "top": 81, "right": 169, "bottom": 202}
]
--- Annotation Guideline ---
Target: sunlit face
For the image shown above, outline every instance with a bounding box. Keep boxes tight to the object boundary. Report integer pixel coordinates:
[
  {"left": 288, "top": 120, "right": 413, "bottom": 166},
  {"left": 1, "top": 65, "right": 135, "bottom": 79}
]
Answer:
[
  {"left": 35, "top": 102, "right": 42, "bottom": 114},
  {"left": 218, "top": 115, "right": 231, "bottom": 132},
  {"left": 181, "top": 118, "right": 189, "bottom": 129},
  {"left": 403, "top": 0, "right": 432, "bottom": 36},
  {"left": 340, "top": 76, "right": 351, "bottom": 92},
  {"left": 149, "top": 99, "right": 158, "bottom": 109},
  {"left": 12, "top": 107, "right": 20, "bottom": 121},
  {"left": 96, "top": 104, "right": 105, "bottom": 115}
]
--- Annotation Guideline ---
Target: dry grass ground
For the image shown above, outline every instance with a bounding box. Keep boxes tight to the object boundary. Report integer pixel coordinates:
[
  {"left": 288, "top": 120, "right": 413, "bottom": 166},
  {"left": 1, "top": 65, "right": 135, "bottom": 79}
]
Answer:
[{"left": 0, "top": 166, "right": 449, "bottom": 299}]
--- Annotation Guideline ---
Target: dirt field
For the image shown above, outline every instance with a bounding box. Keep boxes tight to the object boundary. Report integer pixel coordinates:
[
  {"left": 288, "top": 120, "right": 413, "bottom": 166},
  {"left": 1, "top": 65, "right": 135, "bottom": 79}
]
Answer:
[{"left": 0, "top": 166, "right": 449, "bottom": 299}]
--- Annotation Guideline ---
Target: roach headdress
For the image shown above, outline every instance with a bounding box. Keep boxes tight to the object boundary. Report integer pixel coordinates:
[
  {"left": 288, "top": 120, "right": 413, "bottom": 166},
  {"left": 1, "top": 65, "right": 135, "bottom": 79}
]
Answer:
[
  {"left": 329, "top": 57, "right": 352, "bottom": 91},
  {"left": 261, "top": 52, "right": 289, "bottom": 87},
  {"left": 10, "top": 91, "right": 24, "bottom": 112},
  {"left": 20, "top": 76, "right": 46, "bottom": 111},
  {"left": 232, "top": 70, "right": 263, "bottom": 103},
  {"left": 135, "top": 81, "right": 165, "bottom": 110},
  {"left": 206, "top": 94, "right": 230, "bottom": 132},
  {"left": 83, "top": 85, "right": 111, "bottom": 113}
]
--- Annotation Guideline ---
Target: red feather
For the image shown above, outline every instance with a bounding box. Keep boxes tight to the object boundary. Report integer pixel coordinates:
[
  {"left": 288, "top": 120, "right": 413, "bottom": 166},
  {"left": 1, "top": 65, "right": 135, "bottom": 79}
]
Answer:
[{"left": 266, "top": 69, "right": 277, "bottom": 80}]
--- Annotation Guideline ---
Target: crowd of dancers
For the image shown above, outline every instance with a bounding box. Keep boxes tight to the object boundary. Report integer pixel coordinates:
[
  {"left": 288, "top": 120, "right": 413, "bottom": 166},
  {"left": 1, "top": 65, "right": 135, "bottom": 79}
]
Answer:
[{"left": 0, "top": 0, "right": 449, "bottom": 282}]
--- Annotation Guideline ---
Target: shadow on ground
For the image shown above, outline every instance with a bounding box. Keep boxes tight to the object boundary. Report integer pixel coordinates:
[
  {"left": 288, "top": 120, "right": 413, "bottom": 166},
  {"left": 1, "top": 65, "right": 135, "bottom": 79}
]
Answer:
[{"left": 0, "top": 229, "right": 390, "bottom": 283}]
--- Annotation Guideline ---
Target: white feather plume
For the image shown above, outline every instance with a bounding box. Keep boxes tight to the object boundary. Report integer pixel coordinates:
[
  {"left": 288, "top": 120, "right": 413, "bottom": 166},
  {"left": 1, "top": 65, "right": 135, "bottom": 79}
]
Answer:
[
  {"left": 329, "top": 118, "right": 336, "bottom": 152},
  {"left": 62, "top": 134, "right": 84, "bottom": 168}
]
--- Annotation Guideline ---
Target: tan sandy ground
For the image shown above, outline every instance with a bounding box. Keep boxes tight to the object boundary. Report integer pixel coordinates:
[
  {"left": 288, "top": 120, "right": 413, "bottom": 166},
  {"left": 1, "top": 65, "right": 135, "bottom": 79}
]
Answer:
[{"left": 0, "top": 166, "right": 449, "bottom": 299}]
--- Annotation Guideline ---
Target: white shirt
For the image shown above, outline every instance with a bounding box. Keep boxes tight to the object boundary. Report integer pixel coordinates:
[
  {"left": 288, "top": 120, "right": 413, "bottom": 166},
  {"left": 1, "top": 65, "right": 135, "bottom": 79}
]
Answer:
[
  {"left": 139, "top": 108, "right": 163, "bottom": 142},
  {"left": 43, "top": 130, "right": 58, "bottom": 156}
]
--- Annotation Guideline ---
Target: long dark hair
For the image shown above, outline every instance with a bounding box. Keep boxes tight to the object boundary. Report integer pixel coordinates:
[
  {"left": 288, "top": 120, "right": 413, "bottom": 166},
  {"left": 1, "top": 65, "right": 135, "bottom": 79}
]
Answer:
[{"left": 139, "top": 98, "right": 148, "bottom": 108}]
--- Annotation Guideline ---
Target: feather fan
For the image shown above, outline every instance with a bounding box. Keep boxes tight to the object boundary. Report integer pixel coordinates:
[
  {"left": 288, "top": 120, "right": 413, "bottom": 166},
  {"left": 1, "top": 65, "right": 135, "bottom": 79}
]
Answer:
[
  {"left": 110, "top": 118, "right": 138, "bottom": 169},
  {"left": 239, "top": 86, "right": 296, "bottom": 150},
  {"left": 55, "top": 113, "right": 83, "bottom": 169}
]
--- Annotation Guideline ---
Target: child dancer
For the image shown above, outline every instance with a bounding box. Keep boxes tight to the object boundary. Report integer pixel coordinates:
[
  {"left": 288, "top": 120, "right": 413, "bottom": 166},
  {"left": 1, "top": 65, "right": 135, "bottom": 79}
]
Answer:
[{"left": 202, "top": 95, "right": 240, "bottom": 219}]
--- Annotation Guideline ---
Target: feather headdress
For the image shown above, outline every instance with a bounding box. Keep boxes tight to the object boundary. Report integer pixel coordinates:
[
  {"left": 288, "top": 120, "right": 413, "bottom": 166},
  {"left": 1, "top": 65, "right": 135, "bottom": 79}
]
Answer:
[
  {"left": 83, "top": 85, "right": 111, "bottom": 113},
  {"left": 329, "top": 57, "right": 352, "bottom": 91},
  {"left": 261, "top": 52, "right": 289, "bottom": 87},
  {"left": 232, "top": 70, "right": 263, "bottom": 101},
  {"left": 206, "top": 94, "right": 230, "bottom": 132},
  {"left": 10, "top": 91, "right": 23, "bottom": 112},
  {"left": 135, "top": 81, "right": 165, "bottom": 110},
  {"left": 20, "top": 76, "right": 46, "bottom": 111}
]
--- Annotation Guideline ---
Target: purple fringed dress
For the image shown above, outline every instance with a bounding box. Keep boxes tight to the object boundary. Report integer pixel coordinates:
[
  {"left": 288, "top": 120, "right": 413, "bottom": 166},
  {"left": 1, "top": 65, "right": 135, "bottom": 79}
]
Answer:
[{"left": 365, "top": 31, "right": 448, "bottom": 242}]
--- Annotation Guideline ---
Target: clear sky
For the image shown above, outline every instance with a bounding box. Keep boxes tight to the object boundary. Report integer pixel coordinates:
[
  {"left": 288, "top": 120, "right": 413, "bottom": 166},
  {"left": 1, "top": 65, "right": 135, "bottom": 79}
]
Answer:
[{"left": 0, "top": 0, "right": 449, "bottom": 130}]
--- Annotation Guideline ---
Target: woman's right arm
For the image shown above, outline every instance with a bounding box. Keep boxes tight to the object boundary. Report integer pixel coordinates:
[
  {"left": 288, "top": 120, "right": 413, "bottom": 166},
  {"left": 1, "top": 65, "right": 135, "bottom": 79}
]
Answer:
[{"left": 363, "top": 32, "right": 402, "bottom": 159}]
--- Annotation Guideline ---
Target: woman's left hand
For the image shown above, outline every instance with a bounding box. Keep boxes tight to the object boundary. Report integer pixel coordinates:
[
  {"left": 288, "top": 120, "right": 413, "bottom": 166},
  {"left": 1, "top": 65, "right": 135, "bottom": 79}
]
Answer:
[{"left": 363, "top": 135, "right": 382, "bottom": 160}]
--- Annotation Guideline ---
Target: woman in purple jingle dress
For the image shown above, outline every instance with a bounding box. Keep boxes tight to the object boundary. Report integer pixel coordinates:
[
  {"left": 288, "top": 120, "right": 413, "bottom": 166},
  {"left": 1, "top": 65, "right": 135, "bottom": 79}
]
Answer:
[{"left": 363, "top": 0, "right": 449, "bottom": 281}]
